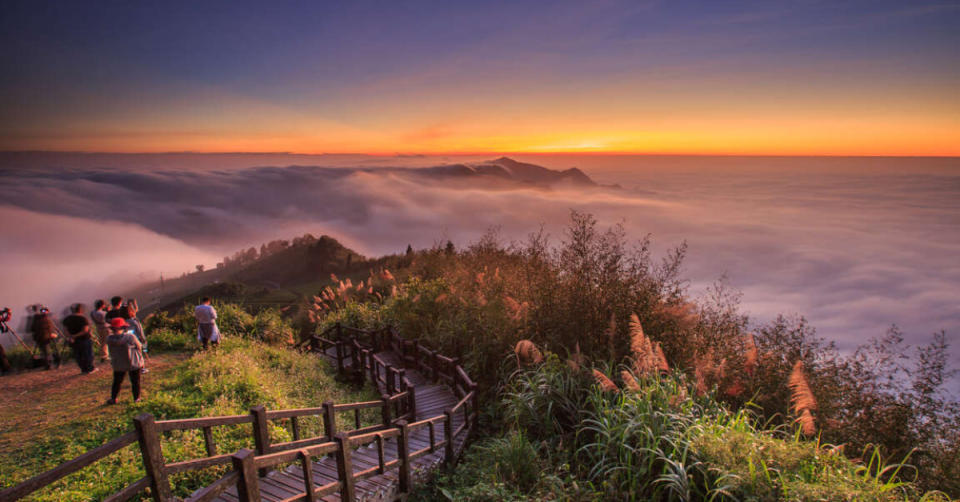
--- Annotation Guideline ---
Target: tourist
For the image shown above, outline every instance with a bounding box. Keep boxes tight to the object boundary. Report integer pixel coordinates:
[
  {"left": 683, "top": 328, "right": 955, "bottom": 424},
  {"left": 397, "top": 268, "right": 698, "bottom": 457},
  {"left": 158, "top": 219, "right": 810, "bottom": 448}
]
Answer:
[
  {"left": 104, "top": 296, "right": 125, "bottom": 323},
  {"left": 106, "top": 318, "right": 143, "bottom": 404},
  {"left": 194, "top": 297, "right": 220, "bottom": 350},
  {"left": 0, "top": 344, "right": 10, "bottom": 375},
  {"left": 30, "top": 306, "right": 59, "bottom": 370},
  {"left": 90, "top": 299, "right": 110, "bottom": 362},
  {"left": 125, "top": 301, "right": 148, "bottom": 374},
  {"left": 63, "top": 304, "right": 96, "bottom": 374}
]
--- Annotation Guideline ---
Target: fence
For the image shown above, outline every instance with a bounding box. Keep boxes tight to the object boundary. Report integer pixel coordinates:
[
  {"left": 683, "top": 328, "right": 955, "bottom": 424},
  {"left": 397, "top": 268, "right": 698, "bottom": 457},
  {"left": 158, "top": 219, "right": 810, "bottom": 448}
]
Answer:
[{"left": 0, "top": 324, "right": 477, "bottom": 502}]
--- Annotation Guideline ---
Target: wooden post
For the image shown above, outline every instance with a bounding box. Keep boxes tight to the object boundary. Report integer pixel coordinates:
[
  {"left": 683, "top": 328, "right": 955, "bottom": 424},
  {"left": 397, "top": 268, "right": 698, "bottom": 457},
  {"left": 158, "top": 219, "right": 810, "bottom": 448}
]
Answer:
[
  {"left": 290, "top": 416, "right": 300, "bottom": 441},
  {"left": 396, "top": 420, "right": 410, "bottom": 494},
  {"left": 232, "top": 448, "right": 261, "bottom": 502},
  {"left": 398, "top": 369, "right": 407, "bottom": 391},
  {"left": 300, "top": 449, "right": 317, "bottom": 502},
  {"left": 334, "top": 433, "right": 356, "bottom": 502},
  {"left": 323, "top": 401, "right": 337, "bottom": 440},
  {"left": 407, "top": 384, "right": 417, "bottom": 420},
  {"left": 368, "top": 351, "right": 377, "bottom": 383},
  {"left": 361, "top": 349, "right": 371, "bottom": 383},
  {"left": 385, "top": 365, "right": 396, "bottom": 394},
  {"left": 380, "top": 394, "right": 392, "bottom": 426},
  {"left": 133, "top": 413, "right": 172, "bottom": 502},
  {"left": 202, "top": 425, "right": 217, "bottom": 456},
  {"left": 250, "top": 405, "right": 270, "bottom": 477},
  {"left": 470, "top": 383, "right": 479, "bottom": 431},
  {"left": 350, "top": 339, "right": 361, "bottom": 381},
  {"left": 335, "top": 341, "right": 345, "bottom": 375},
  {"left": 444, "top": 409, "right": 455, "bottom": 466}
]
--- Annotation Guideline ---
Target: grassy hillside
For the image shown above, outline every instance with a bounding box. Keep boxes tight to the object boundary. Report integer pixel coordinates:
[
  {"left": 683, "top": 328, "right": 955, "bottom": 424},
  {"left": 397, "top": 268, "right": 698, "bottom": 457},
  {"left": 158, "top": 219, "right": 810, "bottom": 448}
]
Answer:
[
  {"left": 292, "top": 214, "right": 957, "bottom": 500},
  {"left": 0, "top": 321, "right": 377, "bottom": 501},
  {"left": 27, "top": 215, "right": 952, "bottom": 501}
]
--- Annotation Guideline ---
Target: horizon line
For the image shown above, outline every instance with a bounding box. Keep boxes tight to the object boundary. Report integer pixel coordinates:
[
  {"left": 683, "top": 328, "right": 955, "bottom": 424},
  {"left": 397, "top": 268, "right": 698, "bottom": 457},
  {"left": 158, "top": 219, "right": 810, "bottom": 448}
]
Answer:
[{"left": 2, "top": 149, "right": 958, "bottom": 159}]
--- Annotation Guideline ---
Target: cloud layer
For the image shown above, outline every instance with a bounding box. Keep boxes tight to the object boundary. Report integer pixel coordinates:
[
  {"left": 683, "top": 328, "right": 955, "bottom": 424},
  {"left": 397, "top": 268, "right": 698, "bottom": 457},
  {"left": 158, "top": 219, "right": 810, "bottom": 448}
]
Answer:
[{"left": 1, "top": 154, "right": 957, "bottom": 374}]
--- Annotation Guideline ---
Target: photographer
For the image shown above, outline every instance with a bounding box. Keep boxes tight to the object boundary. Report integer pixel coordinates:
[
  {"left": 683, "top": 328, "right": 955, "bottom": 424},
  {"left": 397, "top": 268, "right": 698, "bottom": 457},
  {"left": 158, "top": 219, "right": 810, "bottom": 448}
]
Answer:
[
  {"left": 31, "top": 305, "right": 59, "bottom": 370},
  {"left": 63, "top": 304, "right": 96, "bottom": 374},
  {"left": 1, "top": 308, "right": 12, "bottom": 375}
]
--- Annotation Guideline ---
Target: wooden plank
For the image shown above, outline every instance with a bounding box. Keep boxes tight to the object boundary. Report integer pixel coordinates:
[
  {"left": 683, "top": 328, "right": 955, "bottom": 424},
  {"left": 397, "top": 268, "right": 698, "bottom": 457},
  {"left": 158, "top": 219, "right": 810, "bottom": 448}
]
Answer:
[
  {"left": 157, "top": 414, "right": 253, "bottom": 431},
  {"left": 166, "top": 453, "right": 233, "bottom": 474}
]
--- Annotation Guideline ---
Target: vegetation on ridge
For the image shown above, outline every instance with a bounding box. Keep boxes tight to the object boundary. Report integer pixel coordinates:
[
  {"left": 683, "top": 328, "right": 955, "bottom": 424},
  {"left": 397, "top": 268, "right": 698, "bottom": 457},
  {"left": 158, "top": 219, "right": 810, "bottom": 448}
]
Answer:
[{"left": 290, "top": 212, "right": 957, "bottom": 500}]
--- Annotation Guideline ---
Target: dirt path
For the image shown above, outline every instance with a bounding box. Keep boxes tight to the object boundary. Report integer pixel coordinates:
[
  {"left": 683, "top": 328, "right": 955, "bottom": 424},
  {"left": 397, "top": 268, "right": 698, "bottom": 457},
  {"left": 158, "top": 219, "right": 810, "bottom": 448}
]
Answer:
[{"left": 0, "top": 351, "right": 190, "bottom": 450}]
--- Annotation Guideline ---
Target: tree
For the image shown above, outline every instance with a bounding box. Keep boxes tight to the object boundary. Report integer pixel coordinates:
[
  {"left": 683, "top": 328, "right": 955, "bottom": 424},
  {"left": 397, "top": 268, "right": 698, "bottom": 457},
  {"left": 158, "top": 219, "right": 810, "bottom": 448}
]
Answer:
[
  {"left": 196, "top": 264, "right": 205, "bottom": 273},
  {"left": 445, "top": 240, "right": 455, "bottom": 256},
  {"left": 406, "top": 244, "right": 414, "bottom": 255}
]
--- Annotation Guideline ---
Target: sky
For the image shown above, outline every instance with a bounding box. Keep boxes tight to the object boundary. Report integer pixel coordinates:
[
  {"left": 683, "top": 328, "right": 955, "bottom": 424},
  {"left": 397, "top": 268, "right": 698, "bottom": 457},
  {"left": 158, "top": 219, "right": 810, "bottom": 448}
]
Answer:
[{"left": 1, "top": 0, "right": 958, "bottom": 155}]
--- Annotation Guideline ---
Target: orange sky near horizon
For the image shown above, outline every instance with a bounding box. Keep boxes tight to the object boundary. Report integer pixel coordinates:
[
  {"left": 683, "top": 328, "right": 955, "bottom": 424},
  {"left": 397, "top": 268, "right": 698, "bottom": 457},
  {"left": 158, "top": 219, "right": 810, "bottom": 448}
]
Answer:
[{"left": 2, "top": 2, "right": 958, "bottom": 157}]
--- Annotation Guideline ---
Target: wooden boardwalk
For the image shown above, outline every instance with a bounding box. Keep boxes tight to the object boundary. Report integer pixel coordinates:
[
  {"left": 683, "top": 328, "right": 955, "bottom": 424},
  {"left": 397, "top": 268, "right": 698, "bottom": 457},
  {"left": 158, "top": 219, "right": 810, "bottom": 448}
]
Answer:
[
  {"left": 212, "top": 350, "right": 466, "bottom": 502},
  {"left": 1, "top": 325, "right": 477, "bottom": 502}
]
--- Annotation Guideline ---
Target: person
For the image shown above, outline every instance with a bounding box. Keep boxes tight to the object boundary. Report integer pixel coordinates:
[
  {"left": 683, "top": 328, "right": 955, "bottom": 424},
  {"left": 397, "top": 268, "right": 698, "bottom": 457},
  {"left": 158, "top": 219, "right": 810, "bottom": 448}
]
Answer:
[
  {"left": 90, "top": 299, "right": 110, "bottom": 362},
  {"left": 106, "top": 317, "right": 143, "bottom": 404},
  {"left": 194, "top": 297, "right": 221, "bottom": 350},
  {"left": 63, "top": 304, "right": 96, "bottom": 374},
  {"left": 105, "top": 296, "right": 125, "bottom": 323},
  {"left": 0, "top": 344, "right": 10, "bottom": 375},
  {"left": 30, "top": 306, "right": 59, "bottom": 370},
  {"left": 125, "top": 302, "right": 148, "bottom": 374}
]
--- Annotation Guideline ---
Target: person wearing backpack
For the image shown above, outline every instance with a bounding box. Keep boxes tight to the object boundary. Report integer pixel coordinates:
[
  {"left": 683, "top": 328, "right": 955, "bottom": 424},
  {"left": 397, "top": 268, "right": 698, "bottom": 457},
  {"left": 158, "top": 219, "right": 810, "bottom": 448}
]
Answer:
[
  {"left": 31, "top": 306, "right": 59, "bottom": 370},
  {"left": 106, "top": 317, "right": 144, "bottom": 404}
]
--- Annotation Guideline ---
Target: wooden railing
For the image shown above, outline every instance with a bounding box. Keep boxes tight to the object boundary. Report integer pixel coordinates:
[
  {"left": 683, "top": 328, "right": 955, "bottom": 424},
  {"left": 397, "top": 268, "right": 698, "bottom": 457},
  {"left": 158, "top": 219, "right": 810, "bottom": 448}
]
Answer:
[{"left": 0, "top": 324, "right": 476, "bottom": 502}]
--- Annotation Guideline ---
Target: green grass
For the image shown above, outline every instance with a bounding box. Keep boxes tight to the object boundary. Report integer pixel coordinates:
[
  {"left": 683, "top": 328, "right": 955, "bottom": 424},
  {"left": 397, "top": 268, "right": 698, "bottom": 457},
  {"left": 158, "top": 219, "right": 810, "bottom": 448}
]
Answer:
[
  {"left": 418, "top": 361, "right": 950, "bottom": 502},
  {"left": 1, "top": 337, "right": 377, "bottom": 501}
]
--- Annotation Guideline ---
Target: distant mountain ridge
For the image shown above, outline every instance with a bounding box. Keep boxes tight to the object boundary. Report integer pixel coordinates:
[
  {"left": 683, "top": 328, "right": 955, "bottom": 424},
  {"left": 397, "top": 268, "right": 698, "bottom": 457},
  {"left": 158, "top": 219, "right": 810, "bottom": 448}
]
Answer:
[{"left": 412, "top": 157, "right": 597, "bottom": 187}]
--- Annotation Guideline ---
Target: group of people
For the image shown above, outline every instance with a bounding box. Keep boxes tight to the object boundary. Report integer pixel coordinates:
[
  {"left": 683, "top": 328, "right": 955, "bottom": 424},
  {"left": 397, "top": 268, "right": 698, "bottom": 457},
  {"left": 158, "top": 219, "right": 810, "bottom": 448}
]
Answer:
[{"left": 1, "top": 296, "right": 222, "bottom": 405}]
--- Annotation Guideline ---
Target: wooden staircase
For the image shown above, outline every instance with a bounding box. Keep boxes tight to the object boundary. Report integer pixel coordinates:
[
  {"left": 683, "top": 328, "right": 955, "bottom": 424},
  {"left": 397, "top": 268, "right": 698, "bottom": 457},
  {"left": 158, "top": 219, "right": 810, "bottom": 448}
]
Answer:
[{"left": 0, "top": 325, "right": 477, "bottom": 502}]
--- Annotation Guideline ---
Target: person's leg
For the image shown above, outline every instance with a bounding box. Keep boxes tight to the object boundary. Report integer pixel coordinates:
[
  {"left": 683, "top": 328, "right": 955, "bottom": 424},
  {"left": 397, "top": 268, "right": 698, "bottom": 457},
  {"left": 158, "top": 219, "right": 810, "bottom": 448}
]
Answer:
[
  {"left": 129, "top": 370, "right": 141, "bottom": 400},
  {"left": 39, "top": 341, "right": 52, "bottom": 369},
  {"left": 110, "top": 371, "right": 124, "bottom": 402},
  {"left": 73, "top": 338, "right": 84, "bottom": 370},
  {"left": 0, "top": 344, "right": 10, "bottom": 374},
  {"left": 80, "top": 339, "right": 94, "bottom": 372},
  {"left": 98, "top": 327, "right": 109, "bottom": 361}
]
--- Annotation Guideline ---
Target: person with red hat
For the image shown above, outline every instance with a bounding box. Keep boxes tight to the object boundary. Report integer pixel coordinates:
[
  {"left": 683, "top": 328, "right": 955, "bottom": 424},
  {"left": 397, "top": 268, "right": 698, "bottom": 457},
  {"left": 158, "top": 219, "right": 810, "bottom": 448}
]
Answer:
[{"left": 105, "top": 317, "right": 144, "bottom": 404}]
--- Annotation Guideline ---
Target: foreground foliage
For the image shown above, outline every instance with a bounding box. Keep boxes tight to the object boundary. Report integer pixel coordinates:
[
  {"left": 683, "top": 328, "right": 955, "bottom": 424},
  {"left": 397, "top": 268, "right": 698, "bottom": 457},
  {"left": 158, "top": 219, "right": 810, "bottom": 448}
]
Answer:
[
  {"left": 304, "top": 212, "right": 957, "bottom": 499},
  {"left": 421, "top": 359, "right": 949, "bottom": 501},
  {"left": 1, "top": 330, "right": 374, "bottom": 501}
]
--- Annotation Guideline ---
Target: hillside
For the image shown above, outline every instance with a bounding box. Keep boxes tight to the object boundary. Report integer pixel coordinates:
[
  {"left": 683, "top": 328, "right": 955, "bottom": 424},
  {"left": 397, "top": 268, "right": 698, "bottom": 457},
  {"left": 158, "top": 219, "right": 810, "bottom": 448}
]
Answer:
[{"left": 7, "top": 215, "right": 956, "bottom": 501}]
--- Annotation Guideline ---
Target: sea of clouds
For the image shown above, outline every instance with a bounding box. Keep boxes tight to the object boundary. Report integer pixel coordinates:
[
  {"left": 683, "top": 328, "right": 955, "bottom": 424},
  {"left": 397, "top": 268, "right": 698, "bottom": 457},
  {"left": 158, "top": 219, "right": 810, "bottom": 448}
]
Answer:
[{"left": 1, "top": 153, "right": 957, "bottom": 378}]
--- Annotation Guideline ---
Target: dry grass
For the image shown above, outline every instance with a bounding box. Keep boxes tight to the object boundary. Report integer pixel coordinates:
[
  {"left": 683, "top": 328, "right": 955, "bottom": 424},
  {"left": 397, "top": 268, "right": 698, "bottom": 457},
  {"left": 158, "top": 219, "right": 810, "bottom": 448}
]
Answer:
[
  {"left": 592, "top": 369, "right": 619, "bottom": 393},
  {"left": 621, "top": 370, "right": 641, "bottom": 392},
  {"left": 789, "top": 360, "right": 818, "bottom": 435},
  {"left": 629, "top": 313, "right": 664, "bottom": 378},
  {"left": 515, "top": 340, "right": 544, "bottom": 366}
]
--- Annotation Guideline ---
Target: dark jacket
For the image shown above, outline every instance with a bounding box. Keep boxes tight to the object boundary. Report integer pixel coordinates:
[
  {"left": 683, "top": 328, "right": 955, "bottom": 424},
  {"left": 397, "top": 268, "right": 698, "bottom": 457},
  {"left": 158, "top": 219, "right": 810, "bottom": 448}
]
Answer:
[{"left": 31, "top": 313, "right": 56, "bottom": 344}]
